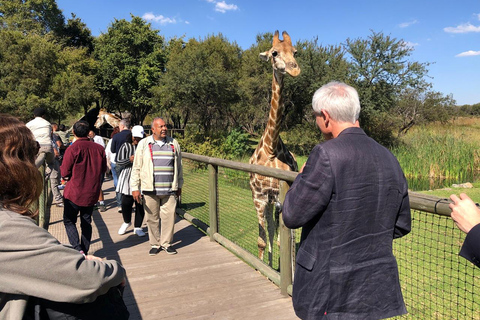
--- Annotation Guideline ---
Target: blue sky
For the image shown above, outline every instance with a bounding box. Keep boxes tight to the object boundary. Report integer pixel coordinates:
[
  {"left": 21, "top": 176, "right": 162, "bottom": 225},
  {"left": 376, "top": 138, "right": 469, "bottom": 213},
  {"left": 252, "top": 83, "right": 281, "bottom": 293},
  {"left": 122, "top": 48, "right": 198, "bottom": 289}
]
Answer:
[{"left": 57, "top": 0, "right": 479, "bottom": 105}]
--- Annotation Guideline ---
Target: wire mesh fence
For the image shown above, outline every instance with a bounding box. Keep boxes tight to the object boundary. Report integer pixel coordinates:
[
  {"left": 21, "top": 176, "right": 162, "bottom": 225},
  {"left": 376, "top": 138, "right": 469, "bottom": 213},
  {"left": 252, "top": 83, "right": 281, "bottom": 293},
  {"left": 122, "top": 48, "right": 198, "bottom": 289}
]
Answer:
[
  {"left": 394, "top": 209, "right": 480, "bottom": 319},
  {"left": 180, "top": 155, "right": 479, "bottom": 319},
  {"left": 180, "top": 159, "right": 281, "bottom": 269}
]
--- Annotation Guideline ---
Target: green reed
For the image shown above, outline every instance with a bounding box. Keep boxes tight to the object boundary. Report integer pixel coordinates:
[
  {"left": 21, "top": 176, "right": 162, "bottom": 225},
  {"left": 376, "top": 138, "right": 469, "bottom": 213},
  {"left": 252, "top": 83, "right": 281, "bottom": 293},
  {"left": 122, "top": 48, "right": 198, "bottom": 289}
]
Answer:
[{"left": 392, "top": 129, "right": 479, "bottom": 187}]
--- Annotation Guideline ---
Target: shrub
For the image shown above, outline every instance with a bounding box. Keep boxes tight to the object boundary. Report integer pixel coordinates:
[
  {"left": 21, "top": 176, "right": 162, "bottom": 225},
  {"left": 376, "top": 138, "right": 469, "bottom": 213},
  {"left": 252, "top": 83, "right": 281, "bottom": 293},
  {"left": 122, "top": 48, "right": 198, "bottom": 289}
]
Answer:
[{"left": 220, "top": 129, "right": 251, "bottom": 160}]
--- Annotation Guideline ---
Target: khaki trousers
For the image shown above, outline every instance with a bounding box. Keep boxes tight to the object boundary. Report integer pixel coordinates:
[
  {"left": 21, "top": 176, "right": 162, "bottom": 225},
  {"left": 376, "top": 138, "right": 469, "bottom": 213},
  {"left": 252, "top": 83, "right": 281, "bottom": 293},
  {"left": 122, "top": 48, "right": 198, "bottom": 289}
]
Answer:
[{"left": 144, "top": 194, "right": 177, "bottom": 247}]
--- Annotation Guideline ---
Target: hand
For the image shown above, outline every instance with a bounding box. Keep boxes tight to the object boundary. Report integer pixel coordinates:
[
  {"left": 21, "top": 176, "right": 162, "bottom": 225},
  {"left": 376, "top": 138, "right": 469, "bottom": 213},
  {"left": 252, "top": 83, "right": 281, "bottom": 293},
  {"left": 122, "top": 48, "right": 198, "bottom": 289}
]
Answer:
[
  {"left": 85, "top": 255, "right": 104, "bottom": 262},
  {"left": 132, "top": 190, "right": 141, "bottom": 203},
  {"left": 300, "top": 163, "right": 306, "bottom": 173},
  {"left": 449, "top": 193, "right": 480, "bottom": 234},
  {"left": 129, "top": 155, "right": 134, "bottom": 162}
]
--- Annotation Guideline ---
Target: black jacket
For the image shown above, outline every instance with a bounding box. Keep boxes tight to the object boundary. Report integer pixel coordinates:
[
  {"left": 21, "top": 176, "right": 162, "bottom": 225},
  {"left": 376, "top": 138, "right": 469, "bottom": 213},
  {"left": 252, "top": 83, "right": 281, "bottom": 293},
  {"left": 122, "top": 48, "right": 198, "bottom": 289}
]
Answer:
[
  {"left": 283, "top": 127, "right": 411, "bottom": 320},
  {"left": 460, "top": 223, "right": 480, "bottom": 267}
]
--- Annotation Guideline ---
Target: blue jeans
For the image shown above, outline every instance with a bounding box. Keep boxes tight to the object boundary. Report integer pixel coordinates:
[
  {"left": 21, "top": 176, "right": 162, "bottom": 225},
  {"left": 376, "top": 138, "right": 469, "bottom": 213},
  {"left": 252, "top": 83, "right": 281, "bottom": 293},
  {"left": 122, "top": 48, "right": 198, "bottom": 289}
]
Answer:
[
  {"left": 110, "top": 162, "right": 119, "bottom": 187},
  {"left": 110, "top": 162, "right": 122, "bottom": 207}
]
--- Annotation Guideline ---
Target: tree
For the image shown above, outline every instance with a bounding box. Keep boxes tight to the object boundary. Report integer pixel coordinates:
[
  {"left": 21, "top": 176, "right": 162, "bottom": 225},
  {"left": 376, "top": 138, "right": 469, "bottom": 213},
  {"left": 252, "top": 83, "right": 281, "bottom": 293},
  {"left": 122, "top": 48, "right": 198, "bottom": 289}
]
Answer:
[
  {"left": 395, "top": 88, "right": 456, "bottom": 137},
  {"left": 154, "top": 34, "right": 241, "bottom": 135},
  {"left": 235, "top": 32, "right": 273, "bottom": 135},
  {"left": 0, "top": 30, "right": 60, "bottom": 121},
  {"left": 61, "top": 13, "right": 94, "bottom": 53},
  {"left": 94, "top": 15, "right": 166, "bottom": 124},
  {"left": 345, "top": 30, "right": 431, "bottom": 145},
  {"left": 284, "top": 37, "right": 350, "bottom": 129},
  {"left": 0, "top": 0, "right": 64, "bottom": 35},
  {"left": 49, "top": 47, "right": 99, "bottom": 121}
]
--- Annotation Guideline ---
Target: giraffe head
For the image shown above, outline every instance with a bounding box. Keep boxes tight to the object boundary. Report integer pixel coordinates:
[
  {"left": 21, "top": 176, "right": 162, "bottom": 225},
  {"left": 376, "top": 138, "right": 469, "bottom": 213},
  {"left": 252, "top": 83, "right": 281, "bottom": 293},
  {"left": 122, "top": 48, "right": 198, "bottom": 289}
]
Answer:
[{"left": 260, "top": 30, "right": 300, "bottom": 77}]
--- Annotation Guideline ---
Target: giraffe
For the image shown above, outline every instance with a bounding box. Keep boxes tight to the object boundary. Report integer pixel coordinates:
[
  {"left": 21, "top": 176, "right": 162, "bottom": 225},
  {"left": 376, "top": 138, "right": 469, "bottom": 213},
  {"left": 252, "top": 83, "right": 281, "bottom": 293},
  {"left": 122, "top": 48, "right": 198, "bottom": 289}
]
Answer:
[
  {"left": 94, "top": 109, "right": 122, "bottom": 129},
  {"left": 249, "top": 31, "right": 300, "bottom": 265}
]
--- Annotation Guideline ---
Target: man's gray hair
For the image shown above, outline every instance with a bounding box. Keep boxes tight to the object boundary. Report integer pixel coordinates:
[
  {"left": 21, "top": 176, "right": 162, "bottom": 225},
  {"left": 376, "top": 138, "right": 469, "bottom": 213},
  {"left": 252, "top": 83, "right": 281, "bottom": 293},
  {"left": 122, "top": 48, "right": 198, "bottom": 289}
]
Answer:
[
  {"left": 120, "top": 119, "right": 130, "bottom": 129},
  {"left": 312, "top": 81, "right": 361, "bottom": 124},
  {"left": 151, "top": 117, "right": 165, "bottom": 126}
]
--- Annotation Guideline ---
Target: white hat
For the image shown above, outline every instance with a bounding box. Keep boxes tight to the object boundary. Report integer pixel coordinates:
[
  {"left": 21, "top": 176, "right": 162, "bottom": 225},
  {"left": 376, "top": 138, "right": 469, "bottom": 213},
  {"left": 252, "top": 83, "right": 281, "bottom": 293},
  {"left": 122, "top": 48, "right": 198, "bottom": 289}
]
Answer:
[{"left": 132, "top": 125, "right": 144, "bottom": 138}]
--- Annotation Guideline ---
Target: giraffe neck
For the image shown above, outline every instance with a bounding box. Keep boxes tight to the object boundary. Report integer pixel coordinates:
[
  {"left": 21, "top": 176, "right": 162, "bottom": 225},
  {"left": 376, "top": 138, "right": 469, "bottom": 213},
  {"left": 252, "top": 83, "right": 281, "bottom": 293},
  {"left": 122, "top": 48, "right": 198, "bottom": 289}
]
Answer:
[{"left": 263, "top": 71, "right": 284, "bottom": 155}]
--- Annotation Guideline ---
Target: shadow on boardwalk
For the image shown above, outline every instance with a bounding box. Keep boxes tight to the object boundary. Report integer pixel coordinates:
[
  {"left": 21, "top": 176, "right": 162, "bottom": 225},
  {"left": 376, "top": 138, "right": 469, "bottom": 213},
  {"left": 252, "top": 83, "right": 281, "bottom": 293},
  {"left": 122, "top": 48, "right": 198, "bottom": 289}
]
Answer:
[{"left": 48, "top": 178, "right": 298, "bottom": 320}]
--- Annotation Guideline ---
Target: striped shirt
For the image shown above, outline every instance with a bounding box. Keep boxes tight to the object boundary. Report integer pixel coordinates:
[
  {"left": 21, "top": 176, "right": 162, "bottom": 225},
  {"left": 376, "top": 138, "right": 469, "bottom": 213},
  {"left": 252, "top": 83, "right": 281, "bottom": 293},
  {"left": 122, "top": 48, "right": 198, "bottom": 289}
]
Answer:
[
  {"left": 150, "top": 140, "right": 175, "bottom": 195},
  {"left": 116, "top": 142, "right": 136, "bottom": 195}
]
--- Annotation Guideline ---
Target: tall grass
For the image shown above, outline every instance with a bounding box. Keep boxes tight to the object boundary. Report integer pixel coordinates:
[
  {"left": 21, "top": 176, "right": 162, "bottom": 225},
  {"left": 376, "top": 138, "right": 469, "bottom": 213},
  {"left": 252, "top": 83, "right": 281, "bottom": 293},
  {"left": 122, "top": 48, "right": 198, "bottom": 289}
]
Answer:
[{"left": 391, "top": 118, "right": 480, "bottom": 190}]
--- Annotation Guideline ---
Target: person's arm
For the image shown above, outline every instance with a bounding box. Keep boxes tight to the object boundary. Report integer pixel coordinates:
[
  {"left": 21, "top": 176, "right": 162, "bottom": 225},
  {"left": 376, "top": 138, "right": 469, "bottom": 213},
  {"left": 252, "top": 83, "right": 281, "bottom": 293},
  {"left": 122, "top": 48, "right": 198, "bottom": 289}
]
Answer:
[
  {"left": 97, "top": 136, "right": 105, "bottom": 148},
  {"left": 116, "top": 143, "right": 132, "bottom": 168},
  {"left": 60, "top": 146, "right": 74, "bottom": 179},
  {"left": 450, "top": 193, "right": 480, "bottom": 267},
  {"left": 176, "top": 140, "right": 184, "bottom": 190},
  {"left": 130, "top": 141, "right": 144, "bottom": 202},
  {"left": 110, "top": 136, "right": 117, "bottom": 153},
  {"left": 394, "top": 178, "right": 411, "bottom": 239},
  {"left": 0, "top": 213, "right": 125, "bottom": 303},
  {"left": 101, "top": 149, "right": 107, "bottom": 174},
  {"left": 282, "top": 145, "right": 334, "bottom": 229}
]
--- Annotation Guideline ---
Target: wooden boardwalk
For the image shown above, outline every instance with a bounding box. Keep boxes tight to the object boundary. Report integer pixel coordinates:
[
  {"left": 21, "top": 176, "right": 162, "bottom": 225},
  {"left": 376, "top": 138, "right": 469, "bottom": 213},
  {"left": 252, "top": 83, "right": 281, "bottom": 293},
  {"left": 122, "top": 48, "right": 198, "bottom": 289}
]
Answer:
[{"left": 47, "top": 178, "right": 298, "bottom": 320}]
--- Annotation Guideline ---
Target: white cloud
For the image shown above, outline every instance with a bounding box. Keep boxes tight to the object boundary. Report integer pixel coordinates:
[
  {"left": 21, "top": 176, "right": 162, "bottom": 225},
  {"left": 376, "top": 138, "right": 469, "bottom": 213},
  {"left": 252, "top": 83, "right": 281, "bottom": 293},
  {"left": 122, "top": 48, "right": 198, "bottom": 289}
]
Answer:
[
  {"left": 456, "top": 50, "right": 480, "bottom": 57},
  {"left": 215, "top": 1, "right": 238, "bottom": 13},
  {"left": 476, "top": 13, "right": 480, "bottom": 20},
  {"left": 402, "top": 41, "right": 419, "bottom": 49},
  {"left": 399, "top": 20, "right": 418, "bottom": 28},
  {"left": 444, "top": 23, "right": 480, "bottom": 33},
  {"left": 205, "top": 0, "right": 238, "bottom": 13},
  {"left": 142, "top": 12, "right": 176, "bottom": 25}
]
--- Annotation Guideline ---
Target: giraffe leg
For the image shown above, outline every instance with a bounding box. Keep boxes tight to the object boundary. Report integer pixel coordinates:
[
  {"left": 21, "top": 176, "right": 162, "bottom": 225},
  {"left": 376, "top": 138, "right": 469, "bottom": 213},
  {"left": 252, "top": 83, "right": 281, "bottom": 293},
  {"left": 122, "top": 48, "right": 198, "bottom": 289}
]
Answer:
[
  {"left": 265, "top": 202, "right": 278, "bottom": 267},
  {"left": 254, "top": 198, "right": 268, "bottom": 261}
]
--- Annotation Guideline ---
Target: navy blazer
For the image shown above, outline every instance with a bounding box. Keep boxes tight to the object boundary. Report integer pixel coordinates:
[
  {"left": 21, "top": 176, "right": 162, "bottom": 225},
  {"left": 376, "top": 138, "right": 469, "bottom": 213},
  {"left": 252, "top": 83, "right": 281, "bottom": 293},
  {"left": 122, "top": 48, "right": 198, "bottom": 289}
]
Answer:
[
  {"left": 283, "top": 127, "right": 411, "bottom": 320},
  {"left": 460, "top": 224, "right": 480, "bottom": 268}
]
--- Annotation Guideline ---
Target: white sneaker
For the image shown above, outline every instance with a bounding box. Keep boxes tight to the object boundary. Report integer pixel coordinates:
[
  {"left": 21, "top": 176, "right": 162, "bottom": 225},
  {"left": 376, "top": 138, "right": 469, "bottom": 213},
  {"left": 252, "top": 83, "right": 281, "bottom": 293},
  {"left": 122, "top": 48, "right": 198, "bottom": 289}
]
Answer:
[
  {"left": 118, "top": 222, "right": 131, "bottom": 235},
  {"left": 134, "top": 228, "right": 146, "bottom": 237}
]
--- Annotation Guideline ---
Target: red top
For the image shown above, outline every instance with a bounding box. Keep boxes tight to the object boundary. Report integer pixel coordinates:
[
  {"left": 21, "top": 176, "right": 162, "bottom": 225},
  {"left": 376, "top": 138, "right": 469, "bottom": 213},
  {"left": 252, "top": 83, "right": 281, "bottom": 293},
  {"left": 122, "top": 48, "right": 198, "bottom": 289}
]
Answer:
[{"left": 60, "top": 138, "right": 107, "bottom": 207}]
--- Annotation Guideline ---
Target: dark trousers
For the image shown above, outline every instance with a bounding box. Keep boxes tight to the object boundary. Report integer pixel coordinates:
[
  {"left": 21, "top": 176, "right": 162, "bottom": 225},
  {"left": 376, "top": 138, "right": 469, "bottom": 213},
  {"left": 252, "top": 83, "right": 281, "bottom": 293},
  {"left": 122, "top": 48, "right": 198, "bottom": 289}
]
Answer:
[
  {"left": 121, "top": 194, "right": 145, "bottom": 228},
  {"left": 63, "top": 199, "right": 94, "bottom": 253}
]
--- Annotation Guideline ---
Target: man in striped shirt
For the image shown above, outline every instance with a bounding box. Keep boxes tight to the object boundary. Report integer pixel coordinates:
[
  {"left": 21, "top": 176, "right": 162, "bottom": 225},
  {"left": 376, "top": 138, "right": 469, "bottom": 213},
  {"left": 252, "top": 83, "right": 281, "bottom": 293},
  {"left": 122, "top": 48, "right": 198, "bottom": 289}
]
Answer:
[{"left": 130, "top": 118, "right": 183, "bottom": 256}]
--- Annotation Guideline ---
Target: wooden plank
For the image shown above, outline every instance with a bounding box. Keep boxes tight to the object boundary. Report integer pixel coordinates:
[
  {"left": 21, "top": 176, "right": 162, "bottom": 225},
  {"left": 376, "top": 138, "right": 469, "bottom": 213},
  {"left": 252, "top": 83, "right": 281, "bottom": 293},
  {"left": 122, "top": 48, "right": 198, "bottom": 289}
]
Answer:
[{"left": 48, "top": 178, "right": 298, "bottom": 320}]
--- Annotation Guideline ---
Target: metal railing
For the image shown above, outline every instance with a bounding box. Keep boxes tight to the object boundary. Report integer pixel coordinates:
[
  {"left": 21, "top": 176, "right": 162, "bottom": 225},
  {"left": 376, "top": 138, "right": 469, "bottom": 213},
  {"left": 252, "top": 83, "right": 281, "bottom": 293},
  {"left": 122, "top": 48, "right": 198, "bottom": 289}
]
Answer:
[{"left": 179, "top": 152, "right": 480, "bottom": 319}]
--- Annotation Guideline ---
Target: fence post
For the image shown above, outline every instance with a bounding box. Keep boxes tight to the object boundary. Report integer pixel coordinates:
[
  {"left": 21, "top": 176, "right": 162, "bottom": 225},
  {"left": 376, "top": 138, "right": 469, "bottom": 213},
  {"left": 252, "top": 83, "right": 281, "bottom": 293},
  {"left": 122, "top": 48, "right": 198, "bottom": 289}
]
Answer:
[
  {"left": 279, "top": 180, "right": 292, "bottom": 296},
  {"left": 208, "top": 164, "right": 218, "bottom": 241},
  {"left": 37, "top": 163, "right": 47, "bottom": 227}
]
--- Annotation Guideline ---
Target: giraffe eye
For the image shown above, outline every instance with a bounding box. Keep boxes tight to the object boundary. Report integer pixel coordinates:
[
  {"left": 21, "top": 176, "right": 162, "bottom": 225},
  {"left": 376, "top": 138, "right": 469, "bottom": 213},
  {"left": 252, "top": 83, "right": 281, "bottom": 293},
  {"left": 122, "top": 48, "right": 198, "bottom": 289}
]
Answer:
[
  {"left": 293, "top": 51, "right": 297, "bottom": 57},
  {"left": 272, "top": 51, "right": 278, "bottom": 57}
]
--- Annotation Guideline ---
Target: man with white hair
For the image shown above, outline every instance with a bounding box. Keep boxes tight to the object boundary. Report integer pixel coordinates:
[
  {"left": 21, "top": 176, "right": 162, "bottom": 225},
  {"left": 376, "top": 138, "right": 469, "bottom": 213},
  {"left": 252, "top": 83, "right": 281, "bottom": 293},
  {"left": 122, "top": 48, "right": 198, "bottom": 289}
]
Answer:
[{"left": 283, "top": 81, "right": 411, "bottom": 319}]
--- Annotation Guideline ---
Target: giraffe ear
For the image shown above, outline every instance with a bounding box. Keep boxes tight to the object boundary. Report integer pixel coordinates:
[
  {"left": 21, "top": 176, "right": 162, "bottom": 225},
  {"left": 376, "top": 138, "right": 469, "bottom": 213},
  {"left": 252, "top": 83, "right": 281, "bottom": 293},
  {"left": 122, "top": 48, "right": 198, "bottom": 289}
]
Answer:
[{"left": 259, "top": 51, "right": 270, "bottom": 61}]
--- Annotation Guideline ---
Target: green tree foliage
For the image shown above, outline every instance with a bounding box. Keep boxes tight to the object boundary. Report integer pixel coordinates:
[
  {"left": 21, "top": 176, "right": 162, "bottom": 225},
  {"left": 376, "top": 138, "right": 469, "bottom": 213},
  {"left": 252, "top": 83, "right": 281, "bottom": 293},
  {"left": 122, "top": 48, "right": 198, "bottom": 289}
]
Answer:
[
  {"left": 0, "top": 0, "right": 64, "bottom": 35},
  {"left": 395, "top": 88, "right": 456, "bottom": 137},
  {"left": 49, "top": 47, "right": 98, "bottom": 121},
  {"left": 284, "top": 38, "right": 350, "bottom": 129},
  {"left": 94, "top": 15, "right": 166, "bottom": 124},
  {"left": 154, "top": 34, "right": 241, "bottom": 134},
  {"left": 345, "top": 31, "right": 431, "bottom": 145},
  {"left": 0, "top": 30, "right": 60, "bottom": 120},
  {"left": 234, "top": 33, "right": 274, "bottom": 135},
  {"left": 61, "top": 13, "right": 94, "bottom": 53}
]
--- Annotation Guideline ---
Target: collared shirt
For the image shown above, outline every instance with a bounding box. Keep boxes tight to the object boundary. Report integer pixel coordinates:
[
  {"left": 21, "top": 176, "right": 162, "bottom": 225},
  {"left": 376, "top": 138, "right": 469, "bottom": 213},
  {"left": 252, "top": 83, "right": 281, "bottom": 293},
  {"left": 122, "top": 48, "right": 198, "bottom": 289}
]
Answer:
[
  {"left": 92, "top": 135, "right": 105, "bottom": 148},
  {"left": 60, "top": 137, "right": 107, "bottom": 207},
  {"left": 26, "top": 117, "right": 52, "bottom": 145}
]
